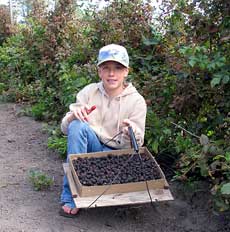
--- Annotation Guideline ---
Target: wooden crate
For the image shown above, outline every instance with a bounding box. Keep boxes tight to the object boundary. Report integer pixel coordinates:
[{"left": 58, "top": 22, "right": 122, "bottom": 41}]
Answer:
[
  {"left": 63, "top": 163, "right": 174, "bottom": 208},
  {"left": 69, "top": 147, "right": 168, "bottom": 197}
]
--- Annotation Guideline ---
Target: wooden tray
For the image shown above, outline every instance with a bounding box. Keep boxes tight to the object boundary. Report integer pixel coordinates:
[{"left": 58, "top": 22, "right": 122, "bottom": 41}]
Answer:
[
  {"left": 68, "top": 147, "right": 167, "bottom": 197},
  {"left": 63, "top": 163, "right": 174, "bottom": 208}
]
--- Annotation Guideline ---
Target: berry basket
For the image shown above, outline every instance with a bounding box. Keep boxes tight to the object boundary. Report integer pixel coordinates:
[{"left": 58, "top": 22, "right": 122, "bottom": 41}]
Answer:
[{"left": 68, "top": 147, "right": 168, "bottom": 197}]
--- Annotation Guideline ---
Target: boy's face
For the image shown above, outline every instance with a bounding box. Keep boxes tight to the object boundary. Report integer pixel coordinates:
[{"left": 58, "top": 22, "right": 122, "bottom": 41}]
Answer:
[{"left": 98, "top": 61, "right": 129, "bottom": 97}]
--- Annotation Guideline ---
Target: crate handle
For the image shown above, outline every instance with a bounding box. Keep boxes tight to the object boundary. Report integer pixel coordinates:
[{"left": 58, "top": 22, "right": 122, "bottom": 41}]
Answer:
[{"left": 128, "top": 126, "right": 139, "bottom": 154}]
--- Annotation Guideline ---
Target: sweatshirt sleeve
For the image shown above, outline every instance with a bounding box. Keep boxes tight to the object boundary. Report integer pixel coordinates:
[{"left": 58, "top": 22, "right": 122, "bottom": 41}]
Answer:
[
  {"left": 60, "top": 85, "right": 90, "bottom": 134},
  {"left": 61, "top": 112, "right": 73, "bottom": 134}
]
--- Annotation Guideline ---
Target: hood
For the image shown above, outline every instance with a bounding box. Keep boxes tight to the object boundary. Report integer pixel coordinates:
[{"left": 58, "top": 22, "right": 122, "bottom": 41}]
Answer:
[{"left": 97, "top": 81, "right": 138, "bottom": 98}]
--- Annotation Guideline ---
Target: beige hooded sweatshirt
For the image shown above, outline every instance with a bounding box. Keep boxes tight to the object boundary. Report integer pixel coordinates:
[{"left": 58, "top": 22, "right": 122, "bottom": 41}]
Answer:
[{"left": 61, "top": 82, "right": 147, "bottom": 149}]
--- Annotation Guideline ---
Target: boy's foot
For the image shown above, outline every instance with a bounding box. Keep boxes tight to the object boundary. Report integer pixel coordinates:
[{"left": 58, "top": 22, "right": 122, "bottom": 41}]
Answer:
[{"left": 59, "top": 204, "right": 80, "bottom": 218}]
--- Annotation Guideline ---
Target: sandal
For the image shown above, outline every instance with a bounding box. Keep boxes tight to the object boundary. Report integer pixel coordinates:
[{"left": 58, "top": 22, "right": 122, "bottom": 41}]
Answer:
[{"left": 59, "top": 204, "right": 80, "bottom": 218}]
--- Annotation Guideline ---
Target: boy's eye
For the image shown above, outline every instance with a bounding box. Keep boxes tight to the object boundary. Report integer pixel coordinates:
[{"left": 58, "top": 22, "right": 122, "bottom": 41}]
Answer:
[
  {"left": 115, "top": 65, "right": 123, "bottom": 69},
  {"left": 102, "top": 66, "right": 109, "bottom": 70},
  {"left": 100, "top": 64, "right": 125, "bottom": 71}
]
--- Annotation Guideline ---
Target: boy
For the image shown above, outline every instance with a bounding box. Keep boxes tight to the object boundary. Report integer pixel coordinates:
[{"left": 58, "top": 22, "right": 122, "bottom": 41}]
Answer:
[{"left": 59, "top": 44, "right": 147, "bottom": 217}]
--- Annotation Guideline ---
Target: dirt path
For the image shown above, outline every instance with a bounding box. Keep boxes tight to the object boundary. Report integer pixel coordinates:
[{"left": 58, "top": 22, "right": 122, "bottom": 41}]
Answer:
[{"left": 0, "top": 103, "right": 228, "bottom": 232}]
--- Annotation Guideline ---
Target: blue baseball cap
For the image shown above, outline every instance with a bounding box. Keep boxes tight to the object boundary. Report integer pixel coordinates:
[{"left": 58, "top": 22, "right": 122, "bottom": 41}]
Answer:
[{"left": 97, "top": 44, "right": 129, "bottom": 68}]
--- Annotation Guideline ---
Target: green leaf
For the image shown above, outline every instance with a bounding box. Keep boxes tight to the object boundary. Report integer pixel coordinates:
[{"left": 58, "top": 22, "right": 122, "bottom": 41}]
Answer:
[
  {"left": 225, "top": 152, "right": 230, "bottom": 162},
  {"left": 163, "top": 128, "right": 171, "bottom": 136},
  {"left": 142, "top": 36, "right": 159, "bottom": 46},
  {"left": 213, "top": 155, "right": 225, "bottom": 160},
  {"left": 151, "top": 141, "right": 159, "bottom": 154},
  {"left": 188, "top": 58, "right": 196, "bottom": 67},
  {"left": 211, "top": 77, "right": 221, "bottom": 87},
  {"left": 214, "top": 198, "right": 229, "bottom": 211},
  {"left": 221, "top": 183, "right": 230, "bottom": 195},
  {"left": 222, "top": 75, "right": 229, "bottom": 84}
]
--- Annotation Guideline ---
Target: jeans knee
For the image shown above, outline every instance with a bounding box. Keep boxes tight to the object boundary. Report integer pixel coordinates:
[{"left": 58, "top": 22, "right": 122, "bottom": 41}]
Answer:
[{"left": 68, "top": 120, "right": 88, "bottom": 137}]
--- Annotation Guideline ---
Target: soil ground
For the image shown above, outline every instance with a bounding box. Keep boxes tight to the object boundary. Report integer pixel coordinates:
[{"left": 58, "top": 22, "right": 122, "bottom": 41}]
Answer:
[{"left": 0, "top": 102, "right": 229, "bottom": 232}]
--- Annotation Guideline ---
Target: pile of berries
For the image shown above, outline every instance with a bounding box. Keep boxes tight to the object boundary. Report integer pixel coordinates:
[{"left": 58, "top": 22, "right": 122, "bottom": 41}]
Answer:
[{"left": 72, "top": 153, "right": 162, "bottom": 186}]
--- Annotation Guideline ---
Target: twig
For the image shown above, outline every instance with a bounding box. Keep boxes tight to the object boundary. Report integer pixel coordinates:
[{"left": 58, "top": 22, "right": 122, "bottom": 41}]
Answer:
[
  {"left": 0, "top": 182, "right": 20, "bottom": 188},
  {"left": 170, "top": 122, "right": 200, "bottom": 139}
]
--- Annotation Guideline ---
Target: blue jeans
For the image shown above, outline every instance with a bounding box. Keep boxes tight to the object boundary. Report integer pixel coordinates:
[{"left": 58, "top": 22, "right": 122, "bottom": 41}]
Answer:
[{"left": 60, "top": 120, "right": 113, "bottom": 208}]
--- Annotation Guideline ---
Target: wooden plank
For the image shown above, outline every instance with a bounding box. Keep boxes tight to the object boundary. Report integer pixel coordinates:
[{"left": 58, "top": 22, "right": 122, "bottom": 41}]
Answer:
[
  {"left": 63, "top": 163, "right": 174, "bottom": 208},
  {"left": 63, "top": 163, "right": 78, "bottom": 198},
  {"left": 73, "top": 188, "right": 174, "bottom": 208}
]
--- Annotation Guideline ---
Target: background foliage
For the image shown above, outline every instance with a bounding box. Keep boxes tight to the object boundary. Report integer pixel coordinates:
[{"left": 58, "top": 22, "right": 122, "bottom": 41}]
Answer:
[{"left": 0, "top": 0, "right": 229, "bottom": 212}]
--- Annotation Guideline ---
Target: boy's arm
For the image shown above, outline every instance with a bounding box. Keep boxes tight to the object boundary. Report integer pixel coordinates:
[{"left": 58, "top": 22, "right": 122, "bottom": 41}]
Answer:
[
  {"left": 61, "top": 87, "right": 89, "bottom": 134},
  {"left": 122, "top": 97, "right": 147, "bottom": 147}
]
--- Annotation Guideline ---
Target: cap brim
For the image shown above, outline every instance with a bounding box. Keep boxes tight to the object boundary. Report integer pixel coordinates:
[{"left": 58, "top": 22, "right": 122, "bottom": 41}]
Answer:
[{"left": 97, "top": 58, "right": 129, "bottom": 68}]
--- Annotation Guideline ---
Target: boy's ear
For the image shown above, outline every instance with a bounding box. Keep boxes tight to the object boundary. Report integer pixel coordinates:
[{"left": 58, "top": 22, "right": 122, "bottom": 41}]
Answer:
[
  {"left": 125, "top": 67, "right": 129, "bottom": 76},
  {"left": 98, "top": 68, "right": 102, "bottom": 79}
]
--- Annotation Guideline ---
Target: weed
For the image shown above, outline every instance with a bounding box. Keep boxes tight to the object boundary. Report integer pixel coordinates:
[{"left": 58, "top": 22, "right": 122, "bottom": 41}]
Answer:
[
  {"left": 47, "top": 136, "right": 67, "bottom": 159},
  {"left": 28, "top": 169, "right": 54, "bottom": 191}
]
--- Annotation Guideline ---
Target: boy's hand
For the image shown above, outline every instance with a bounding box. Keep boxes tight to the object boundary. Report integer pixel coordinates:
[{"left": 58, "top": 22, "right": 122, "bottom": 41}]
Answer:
[
  {"left": 122, "top": 119, "right": 135, "bottom": 136},
  {"left": 71, "top": 105, "right": 96, "bottom": 122}
]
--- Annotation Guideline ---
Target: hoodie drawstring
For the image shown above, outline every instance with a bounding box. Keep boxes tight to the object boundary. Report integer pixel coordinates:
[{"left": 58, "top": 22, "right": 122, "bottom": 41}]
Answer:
[{"left": 116, "top": 97, "right": 122, "bottom": 143}]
